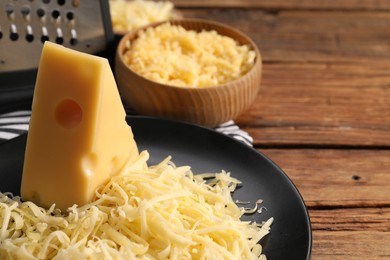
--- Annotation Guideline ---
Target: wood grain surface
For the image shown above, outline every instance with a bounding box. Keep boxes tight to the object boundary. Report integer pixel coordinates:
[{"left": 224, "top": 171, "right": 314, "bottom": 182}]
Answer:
[
  {"left": 173, "top": 0, "right": 390, "bottom": 10},
  {"left": 172, "top": 1, "right": 390, "bottom": 259}
]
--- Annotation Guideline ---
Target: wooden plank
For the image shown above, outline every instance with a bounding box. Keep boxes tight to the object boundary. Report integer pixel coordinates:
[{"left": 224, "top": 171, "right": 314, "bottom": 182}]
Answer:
[
  {"left": 235, "top": 62, "right": 390, "bottom": 147},
  {"left": 260, "top": 149, "right": 390, "bottom": 207},
  {"left": 179, "top": 9, "right": 390, "bottom": 62},
  {"left": 310, "top": 208, "right": 390, "bottom": 232},
  {"left": 261, "top": 149, "right": 390, "bottom": 258},
  {"left": 312, "top": 230, "right": 390, "bottom": 259},
  {"left": 310, "top": 208, "right": 390, "bottom": 259},
  {"left": 172, "top": 0, "right": 390, "bottom": 10}
]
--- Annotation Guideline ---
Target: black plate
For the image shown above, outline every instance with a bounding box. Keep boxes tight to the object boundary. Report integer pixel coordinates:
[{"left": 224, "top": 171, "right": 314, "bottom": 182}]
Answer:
[{"left": 0, "top": 116, "right": 312, "bottom": 259}]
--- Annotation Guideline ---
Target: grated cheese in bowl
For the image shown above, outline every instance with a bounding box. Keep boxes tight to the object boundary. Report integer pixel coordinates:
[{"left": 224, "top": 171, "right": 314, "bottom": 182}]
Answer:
[
  {"left": 0, "top": 151, "right": 272, "bottom": 259},
  {"left": 123, "top": 22, "right": 257, "bottom": 88}
]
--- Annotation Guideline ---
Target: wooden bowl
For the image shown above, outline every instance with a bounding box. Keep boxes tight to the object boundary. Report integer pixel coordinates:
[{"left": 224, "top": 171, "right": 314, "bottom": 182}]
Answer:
[{"left": 115, "top": 19, "right": 262, "bottom": 127}]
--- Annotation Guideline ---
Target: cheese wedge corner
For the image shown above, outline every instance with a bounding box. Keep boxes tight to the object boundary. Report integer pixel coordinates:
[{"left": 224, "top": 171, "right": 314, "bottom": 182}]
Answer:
[{"left": 21, "top": 42, "right": 139, "bottom": 212}]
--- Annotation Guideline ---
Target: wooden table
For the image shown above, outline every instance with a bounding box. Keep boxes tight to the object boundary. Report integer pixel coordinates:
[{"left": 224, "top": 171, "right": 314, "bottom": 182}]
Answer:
[{"left": 173, "top": 0, "right": 390, "bottom": 259}]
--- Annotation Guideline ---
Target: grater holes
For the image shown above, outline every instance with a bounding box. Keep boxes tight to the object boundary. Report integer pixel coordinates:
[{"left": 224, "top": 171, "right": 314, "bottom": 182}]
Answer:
[
  {"left": 5, "top": 3, "right": 14, "bottom": 15},
  {"left": 41, "top": 35, "right": 49, "bottom": 43},
  {"left": 37, "top": 8, "right": 45, "bottom": 18},
  {"left": 10, "top": 24, "right": 18, "bottom": 41},
  {"left": 21, "top": 5, "right": 31, "bottom": 16},
  {"left": 1, "top": 1, "right": 92, "bottom": 55},
  {"left": 25, "top": 25, "right": 34, "bottom": 42},
  {"left": 26, "top": 34, "right": 34, "bottom": 42},
  {"left": 21, "top": 5, "right": 31, "bottom": 22},
  {"left": 6, "top": 3, "right": 15, "bottom": 21},
  {"left": 55, "top": 28, "right": 64, "bottom": 44},
  {"left": 66, "top": 11, "right": 74, "bottom": 20},
  {"left": 41, "top": 26, "right": 49, "bottom": 43},
  {"left": 10, "top": 32, "right": 19, "bottom": 41},
  {"left": 52, "top": 9, "right": 60, "bottom": 19},
  {"left": 70, "top": 38, "right": 77, "bottom": 45},
  {"left": 56, "top": 37, "right": 64, "bottom": 44},
  {"left": 70, "top": 28, "right": 77, "bottom": 45}
]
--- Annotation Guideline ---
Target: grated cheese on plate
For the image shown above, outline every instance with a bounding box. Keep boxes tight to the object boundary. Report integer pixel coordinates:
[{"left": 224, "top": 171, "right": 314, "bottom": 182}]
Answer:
[
  {"left": 123, "top": 22, "right": 257, "bottom": 88},
  {"left": 0, "top": 151, "right": 272, "bottom": 259}
]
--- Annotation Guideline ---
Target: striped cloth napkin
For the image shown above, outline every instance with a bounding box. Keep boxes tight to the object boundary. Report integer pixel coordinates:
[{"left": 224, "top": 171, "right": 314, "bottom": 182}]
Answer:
[
  {"left": 0, "top": 110, "right": 253, "bottom": 146},
  {"left": 0, "top": 111, "right": 31, "bottom": 142}
]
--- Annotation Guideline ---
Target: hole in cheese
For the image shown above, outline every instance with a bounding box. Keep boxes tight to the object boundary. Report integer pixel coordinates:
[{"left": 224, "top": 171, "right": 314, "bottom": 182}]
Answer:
[
  {"left": 82, "top": 152, "right": 98, "bottom": 177},
  {"left": 55, "top": 99, "right": 83, "bottom": 129}
]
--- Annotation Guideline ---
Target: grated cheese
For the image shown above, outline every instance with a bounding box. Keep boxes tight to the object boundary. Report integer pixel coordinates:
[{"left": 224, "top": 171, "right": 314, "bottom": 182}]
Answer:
[
  {"left": 0, "top": 151, "right": 272, "bottom": 259},
  {"left": 110, "top": 0, "right": 175, "bottom": 33},
  {"left": 124, "top": 22, "right": 257, "bottom": 88}
]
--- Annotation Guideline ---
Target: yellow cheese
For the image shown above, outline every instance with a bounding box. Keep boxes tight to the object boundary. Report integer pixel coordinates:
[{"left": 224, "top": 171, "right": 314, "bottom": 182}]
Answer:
[{"left": 21, "top": 41, "right": 139, "bottom": 212}]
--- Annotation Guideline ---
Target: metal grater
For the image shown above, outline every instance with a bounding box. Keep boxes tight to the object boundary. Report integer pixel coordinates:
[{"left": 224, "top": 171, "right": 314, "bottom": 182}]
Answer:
[{"left": 0, "top": 0, "right": 114, "bottom": 113}]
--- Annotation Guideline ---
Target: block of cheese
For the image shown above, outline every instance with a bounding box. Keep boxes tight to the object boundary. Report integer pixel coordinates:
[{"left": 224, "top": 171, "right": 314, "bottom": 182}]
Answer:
[{"left": 21, "top": 41, "right": 139, "bottom": 212}]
